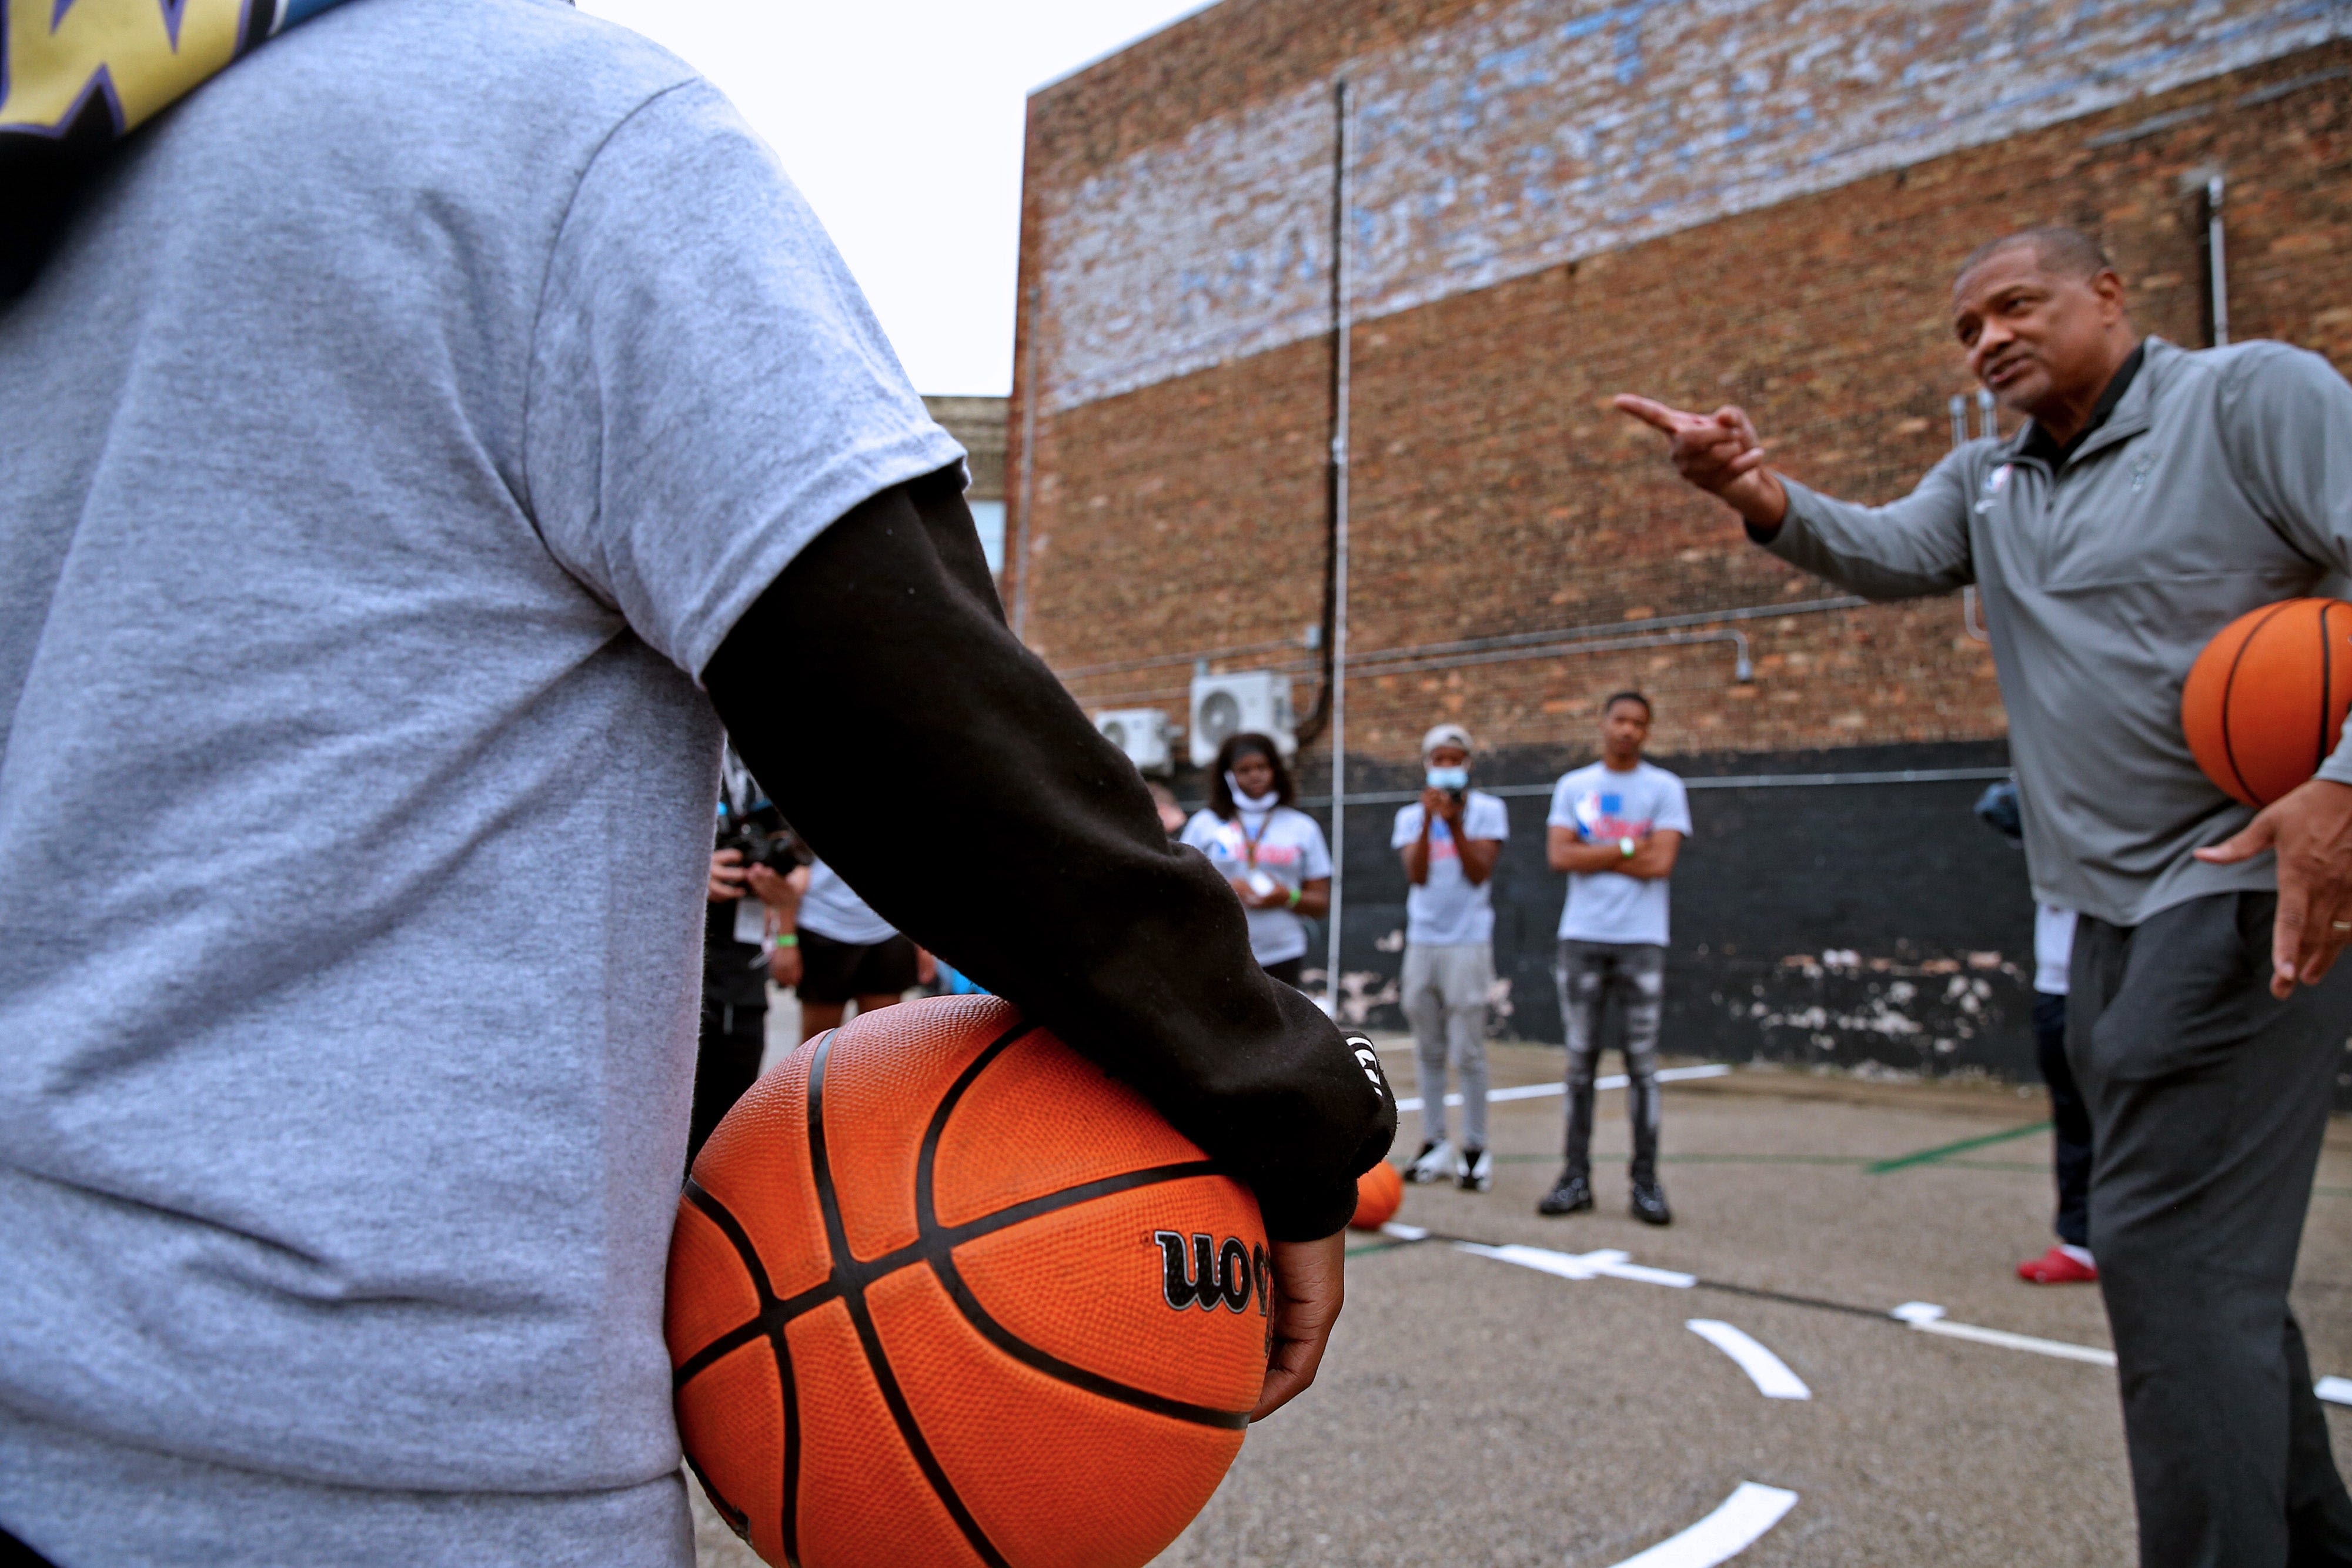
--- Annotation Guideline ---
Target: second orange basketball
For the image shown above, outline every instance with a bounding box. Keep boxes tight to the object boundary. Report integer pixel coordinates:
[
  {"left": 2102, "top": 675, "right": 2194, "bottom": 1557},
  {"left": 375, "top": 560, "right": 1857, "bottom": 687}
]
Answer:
[{"left": 2182, "top": 598, "right": 2352, "bottom": 807}]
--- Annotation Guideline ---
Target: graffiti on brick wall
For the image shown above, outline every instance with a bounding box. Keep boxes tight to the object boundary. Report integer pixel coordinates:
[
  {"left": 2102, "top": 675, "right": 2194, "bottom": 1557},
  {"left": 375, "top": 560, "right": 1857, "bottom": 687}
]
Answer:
[{"left": 1038, "top": 0, "right": 2348, "bottom": 412}]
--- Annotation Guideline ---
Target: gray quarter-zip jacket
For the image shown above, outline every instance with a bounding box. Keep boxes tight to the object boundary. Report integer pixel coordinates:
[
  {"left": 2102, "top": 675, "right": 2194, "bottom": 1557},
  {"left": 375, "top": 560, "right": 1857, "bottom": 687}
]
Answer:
[{"left": 1761, "top": 336, "right": 2352, "bottom": 927}]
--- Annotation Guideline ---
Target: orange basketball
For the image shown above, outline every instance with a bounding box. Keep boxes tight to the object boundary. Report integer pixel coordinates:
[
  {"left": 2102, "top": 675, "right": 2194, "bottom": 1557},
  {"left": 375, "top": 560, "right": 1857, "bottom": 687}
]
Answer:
[
  {"left": 666, "top": 995, "right": 1268, "bottom": 1568},
  {"left": 2183, "top": 598, "right": 2352, "bottom": 807},
  {"left": 1349, "top": 1159, "right": 1402, "bottom": 1230}
]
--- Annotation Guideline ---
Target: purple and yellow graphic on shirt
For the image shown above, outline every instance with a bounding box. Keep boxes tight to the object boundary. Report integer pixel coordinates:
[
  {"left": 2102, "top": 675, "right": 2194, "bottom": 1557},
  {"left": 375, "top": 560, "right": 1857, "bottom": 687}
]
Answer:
[
  {"left": 2, "top": 0, "right": 352, "bottom": 139},
  {"left": 1569, "top": 790, "right": 1654, "bottom": 843}
]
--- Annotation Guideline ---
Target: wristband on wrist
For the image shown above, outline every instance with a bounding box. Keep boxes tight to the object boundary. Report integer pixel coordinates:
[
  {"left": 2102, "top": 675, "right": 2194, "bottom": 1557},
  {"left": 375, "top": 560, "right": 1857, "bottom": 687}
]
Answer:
[
  {"left": 1286, "top": 887, "right": 1303, "bottom": 909},
  {"left": 774, "top": 932, "right": 799, "bottom": 947}
]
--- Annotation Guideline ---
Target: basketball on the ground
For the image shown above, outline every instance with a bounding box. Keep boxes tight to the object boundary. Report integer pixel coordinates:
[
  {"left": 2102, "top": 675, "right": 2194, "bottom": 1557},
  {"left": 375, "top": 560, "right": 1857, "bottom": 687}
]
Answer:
[
  {"left": 1350, "top": 1159, "right": 1402, "bottom": 1230},
  {"left": 2182, "top": 598, "right": 2352, "bottom": 807},
  {"left": 666, "top": 995, "right": 1269, "bottom": 1568}
]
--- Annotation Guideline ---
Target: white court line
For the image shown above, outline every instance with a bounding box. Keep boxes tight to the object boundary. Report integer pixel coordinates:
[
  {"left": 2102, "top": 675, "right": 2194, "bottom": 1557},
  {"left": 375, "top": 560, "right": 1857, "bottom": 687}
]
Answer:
[
  {"left": 1686, "top": 1320, "right": 1812, "bottom": 1399},
  {"left": 1394, "top": 1062, "right": 1730, "bottom": 1113},
  {"left": 1604, "top": 1482, "right": 1800, "bottom": 1568},
  {"left": 1400, "top": 1245, "right": 2352, "bottom": 1393},
  {"left": 1889, "top": 1301, "right": 2116, "bottom": 1367},
  {"left": 1458, "top": 1241, "right": 1695, "bottom": 1288}
]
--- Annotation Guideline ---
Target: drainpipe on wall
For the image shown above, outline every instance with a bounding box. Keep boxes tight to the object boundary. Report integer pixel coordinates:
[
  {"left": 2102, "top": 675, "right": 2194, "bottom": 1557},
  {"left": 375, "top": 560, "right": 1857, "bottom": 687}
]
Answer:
[
  {"left": 1323, "top": 76, "right": 1354, "bottom": 1010},
  {"left": 2206, "top": 173, "right": 2230, "bottom": 347}
]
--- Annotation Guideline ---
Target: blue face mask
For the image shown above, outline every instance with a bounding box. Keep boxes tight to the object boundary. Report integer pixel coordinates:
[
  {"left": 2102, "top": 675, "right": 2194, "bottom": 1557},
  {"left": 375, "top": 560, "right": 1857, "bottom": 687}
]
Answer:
[{"left": 1426, "top": 765, "right": 1469, "bottom": 792}]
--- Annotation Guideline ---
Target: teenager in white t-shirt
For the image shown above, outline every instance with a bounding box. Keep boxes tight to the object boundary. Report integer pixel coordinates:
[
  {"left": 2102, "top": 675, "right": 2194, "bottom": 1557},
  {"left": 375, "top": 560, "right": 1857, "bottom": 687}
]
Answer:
[
  {"left": 1391, "top": 723, "right": 1509, "bottom": 1191},
  {"left": 1539, "top": 691, "right": 1691, "bottom": 1225},
  {"left": 790, "top": 855, "right": 934, "bottom": 1042},
  {"left": 1181, "top": 734, "right": 1332, "bottom": 989}
]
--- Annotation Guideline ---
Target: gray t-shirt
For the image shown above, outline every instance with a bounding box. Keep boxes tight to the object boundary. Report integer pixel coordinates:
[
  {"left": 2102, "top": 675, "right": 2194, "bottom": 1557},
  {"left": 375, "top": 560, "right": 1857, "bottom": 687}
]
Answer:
[
  {"left": 1549, "top": 761, "right": 1692, "bottom": 946},
  {"left": 0, "top": 2, "right": 961, "bottom": 1562},
  {"left": 1390, "top": 791, "right": 1511, "bottom": 946}
]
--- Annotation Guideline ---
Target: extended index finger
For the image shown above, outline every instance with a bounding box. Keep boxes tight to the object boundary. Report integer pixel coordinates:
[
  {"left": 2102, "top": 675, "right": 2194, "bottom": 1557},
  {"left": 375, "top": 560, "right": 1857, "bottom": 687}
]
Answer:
[{"left": 1612, "top": 393, "right": 1703, "bottom": 435}]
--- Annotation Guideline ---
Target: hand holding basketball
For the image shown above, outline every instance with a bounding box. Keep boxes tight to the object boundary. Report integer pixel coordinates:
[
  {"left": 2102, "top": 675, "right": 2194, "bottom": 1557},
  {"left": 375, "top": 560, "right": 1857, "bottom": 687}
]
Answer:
[
  {"left": 1253, "top": 1232, "right": 1344, "bottom": 1420},
  {"left": 1613, "top": 394, "right": 1790, "bottom": 527},
  {"left": 2196, "top": 778, "right": 2352, "bottom": 998}
]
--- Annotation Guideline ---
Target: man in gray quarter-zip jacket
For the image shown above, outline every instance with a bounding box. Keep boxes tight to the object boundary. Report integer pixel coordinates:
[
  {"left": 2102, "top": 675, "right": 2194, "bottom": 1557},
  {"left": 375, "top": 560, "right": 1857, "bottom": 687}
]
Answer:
[{"left": 1618, "top": 227, "right": 2352, "bottom": 1568}]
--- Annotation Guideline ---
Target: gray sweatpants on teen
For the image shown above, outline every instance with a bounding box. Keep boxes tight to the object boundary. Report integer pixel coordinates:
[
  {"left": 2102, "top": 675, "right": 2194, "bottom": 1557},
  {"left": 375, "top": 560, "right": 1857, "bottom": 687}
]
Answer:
[
  {"left": 1404, "top": 941, "right": 1493, "bottom": 1148},
  {"left": 1557, "top": 940, "right": 1666, "bottom": 1182},
  {"left": 2069, "top": 891, "right": 2352, "bottom": 1568}
]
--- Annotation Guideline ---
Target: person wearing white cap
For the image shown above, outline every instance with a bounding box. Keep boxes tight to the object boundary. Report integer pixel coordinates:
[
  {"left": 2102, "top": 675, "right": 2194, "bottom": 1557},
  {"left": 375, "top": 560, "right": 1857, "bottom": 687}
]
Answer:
[{"left": 1391, "top": 724, "right": 1510, "bottom": 1190}]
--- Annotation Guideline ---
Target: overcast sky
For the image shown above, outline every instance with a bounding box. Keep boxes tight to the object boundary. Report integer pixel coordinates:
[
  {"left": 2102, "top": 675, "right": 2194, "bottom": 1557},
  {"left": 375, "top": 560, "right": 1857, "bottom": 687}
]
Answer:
[{"left": 576, "top": 1, "right": 1212, "bottom": 396}]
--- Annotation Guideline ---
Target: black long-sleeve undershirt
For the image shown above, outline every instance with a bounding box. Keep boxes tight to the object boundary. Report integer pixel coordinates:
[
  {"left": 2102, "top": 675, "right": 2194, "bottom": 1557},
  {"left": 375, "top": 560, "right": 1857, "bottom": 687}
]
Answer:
[{"left": 701, "top": 466, "right": 1395, "bottom": 1239}]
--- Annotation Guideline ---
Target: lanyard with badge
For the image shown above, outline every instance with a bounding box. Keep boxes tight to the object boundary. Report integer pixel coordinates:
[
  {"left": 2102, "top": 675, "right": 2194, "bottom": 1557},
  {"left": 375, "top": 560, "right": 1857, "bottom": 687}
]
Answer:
[{"left": 1235, "top": 810, "right": 1284, "bottom": 900}]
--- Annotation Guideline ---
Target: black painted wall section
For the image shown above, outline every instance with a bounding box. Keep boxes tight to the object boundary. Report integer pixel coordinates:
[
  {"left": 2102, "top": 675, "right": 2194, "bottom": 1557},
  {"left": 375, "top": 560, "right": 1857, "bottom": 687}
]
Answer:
[
  {"left": 1284, "top": 738, "right": 2041, "bottom": 1081},
  {"left": 1178, "top": 737, "right": 2351, "bottom": 1108}
]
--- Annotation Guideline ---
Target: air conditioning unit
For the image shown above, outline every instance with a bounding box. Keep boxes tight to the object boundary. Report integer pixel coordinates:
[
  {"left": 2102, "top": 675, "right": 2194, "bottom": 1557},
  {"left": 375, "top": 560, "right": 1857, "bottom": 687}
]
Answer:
[
  {"left": 1094, "top": 708, "right": 1175, "bottom": 776},
  {"left": 1188, "top": 670, "right": 1297, "bottom": 769}
]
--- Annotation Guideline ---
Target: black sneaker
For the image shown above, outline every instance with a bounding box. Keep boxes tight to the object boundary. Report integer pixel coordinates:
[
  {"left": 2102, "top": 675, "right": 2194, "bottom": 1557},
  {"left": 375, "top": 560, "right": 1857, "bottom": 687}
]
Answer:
[
  {"left": 1630, "top": 1176, "right": 1672, "bottom": 1226},
  {"left": 1459, "top": 1146, "right": 1492, "bottom": 1192},
  {"left": 1536, "top": 1172, "right": 1593, "bottom": 1216}
]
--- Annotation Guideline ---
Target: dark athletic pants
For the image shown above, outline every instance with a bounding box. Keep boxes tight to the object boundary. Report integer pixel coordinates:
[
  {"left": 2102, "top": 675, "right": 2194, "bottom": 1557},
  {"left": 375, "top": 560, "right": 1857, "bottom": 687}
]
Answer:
[
  {"left": 2033, "top": 990, "right": 2093, "bottom": 1249},
  {"left": 688, "top": 999, "right": 766, "bottom": 1165},
  {"left": 2069, "top": 891, "right": 2352, "bottom": 1567}
]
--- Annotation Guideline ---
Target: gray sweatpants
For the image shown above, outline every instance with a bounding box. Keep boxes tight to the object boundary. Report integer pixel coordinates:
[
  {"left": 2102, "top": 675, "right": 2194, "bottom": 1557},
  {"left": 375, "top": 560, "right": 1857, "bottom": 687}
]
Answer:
[
  {"left": 2069, "top": 891, "right": 2352, "bottom": 1568},
  {"left": 1557, "top": 940, "right": 1666, "bottom": 1182},
  {"left": 1403, "top": 941, "right": 1493, "bottom": 1148}
]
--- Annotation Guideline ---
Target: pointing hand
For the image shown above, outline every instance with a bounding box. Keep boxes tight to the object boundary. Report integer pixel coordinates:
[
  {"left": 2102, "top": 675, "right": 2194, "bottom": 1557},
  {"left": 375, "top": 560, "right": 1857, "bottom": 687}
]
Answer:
[{"left": 1613, "top": 394, "right": 1789, "bottom": 529}]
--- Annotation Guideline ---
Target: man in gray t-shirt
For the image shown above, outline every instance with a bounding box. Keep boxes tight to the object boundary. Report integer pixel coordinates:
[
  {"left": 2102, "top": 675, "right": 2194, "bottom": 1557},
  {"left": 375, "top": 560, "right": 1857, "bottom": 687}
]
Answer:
[
  {"left": 0, "top": 4, "right": 1392, "bottom": 1562},
  {"left": 1538, "top": 694, "right": 1689, "bottom": 1226}
]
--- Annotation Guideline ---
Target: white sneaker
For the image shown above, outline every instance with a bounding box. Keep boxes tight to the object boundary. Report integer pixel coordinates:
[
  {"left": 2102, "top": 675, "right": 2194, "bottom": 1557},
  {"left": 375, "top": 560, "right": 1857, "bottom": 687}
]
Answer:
[
  {"left": 1459, "top": 1146, "right": 1493, "bottom": 1192},
  {"left": 1405, "top": 1138, "right": 1459, "bottom": 1185}
]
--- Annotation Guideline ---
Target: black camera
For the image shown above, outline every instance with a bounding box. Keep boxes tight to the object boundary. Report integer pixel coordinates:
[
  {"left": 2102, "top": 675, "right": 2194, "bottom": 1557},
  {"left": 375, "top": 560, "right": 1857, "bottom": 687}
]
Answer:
[{"left": 715, "top": 800, "right": 801, "bottom": 875}]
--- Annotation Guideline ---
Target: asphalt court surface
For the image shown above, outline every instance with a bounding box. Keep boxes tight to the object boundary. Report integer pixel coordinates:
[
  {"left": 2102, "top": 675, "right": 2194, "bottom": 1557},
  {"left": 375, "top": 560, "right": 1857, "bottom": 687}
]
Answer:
[{"left": 693, "top": 1032, "right": 2351, "bottom": 1567}]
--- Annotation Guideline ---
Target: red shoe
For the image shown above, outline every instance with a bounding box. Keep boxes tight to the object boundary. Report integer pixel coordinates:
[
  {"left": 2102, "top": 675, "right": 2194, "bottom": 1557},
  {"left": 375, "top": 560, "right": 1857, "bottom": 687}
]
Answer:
[{"left": 2017, "top": 1245, "right": 2098, "bottom": 1284}]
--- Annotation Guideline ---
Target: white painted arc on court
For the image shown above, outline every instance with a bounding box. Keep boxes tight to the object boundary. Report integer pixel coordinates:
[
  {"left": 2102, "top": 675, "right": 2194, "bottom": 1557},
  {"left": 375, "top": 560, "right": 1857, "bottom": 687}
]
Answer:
[
  {"left": 1601, "top": 1482, "right": 1800, "bottom": 1568},
  {"left": 1685, "top": 1320, "right": 1812, "bottom": 1399},
  {"left": 1396, "top": 1238, "right": 2352, "bottom": 1402},
  {"left": 1393, "top": 1062, "right": 1729, "bottom": 1113}
]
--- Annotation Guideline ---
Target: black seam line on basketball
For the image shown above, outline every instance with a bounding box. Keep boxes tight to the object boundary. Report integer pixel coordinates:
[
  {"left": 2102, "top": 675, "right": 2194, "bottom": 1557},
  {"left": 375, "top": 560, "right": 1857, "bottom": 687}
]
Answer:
[
  {"left": 806, "top": 1030, "right": 1012, "bottom": 1568},
  {"left": 672, "top": 1180, "right": 786, "bottom": 1393},
  {"left": 914, "top": 1018, "right": 1040, "bottom": 1237},
  {"left": 691, "top": 1159, "right": 1225, "bottom": 1375},
  {"left": 777, "top": 1300, "right": 804, "bottom": 1568},
  {"left": 2219, "top": 600, "right": 2295, "bottom": 803},
  {"left": 930, "top": 1249, "right": 1251, "bottom": 1430},
  {"left": 906, "top": 1021, "right": 1246, "bottom": 1432},
  {"left": 684, "top": 1179, "right": 779, "bottom": 1304}
]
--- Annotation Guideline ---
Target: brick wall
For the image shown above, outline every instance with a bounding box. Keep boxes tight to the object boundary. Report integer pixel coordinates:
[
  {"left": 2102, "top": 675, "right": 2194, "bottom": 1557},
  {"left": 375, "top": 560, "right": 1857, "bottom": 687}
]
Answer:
[
  {"left": 1015, "top": 39, "right": 2352, "bottom": 767},
  {"left": 1003, "top": 9, "right": 2352, "bottom": 1096}
]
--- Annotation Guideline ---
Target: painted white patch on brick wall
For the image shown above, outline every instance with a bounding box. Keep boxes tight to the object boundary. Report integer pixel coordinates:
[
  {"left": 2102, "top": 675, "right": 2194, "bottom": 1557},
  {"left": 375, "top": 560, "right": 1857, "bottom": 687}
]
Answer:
[{"left": 1038, "top": 0, "right": 2350, "bottom": 412}]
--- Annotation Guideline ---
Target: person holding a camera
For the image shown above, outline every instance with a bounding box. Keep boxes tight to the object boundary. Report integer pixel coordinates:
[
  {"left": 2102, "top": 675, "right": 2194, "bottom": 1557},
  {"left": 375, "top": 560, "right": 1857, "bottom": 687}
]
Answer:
[
  {"left": 694, "top": 748, "right": 807, "bottom": 1161},
  {"left": 1392, "top": 724, "right": 1509, "bottom": 1191}
]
